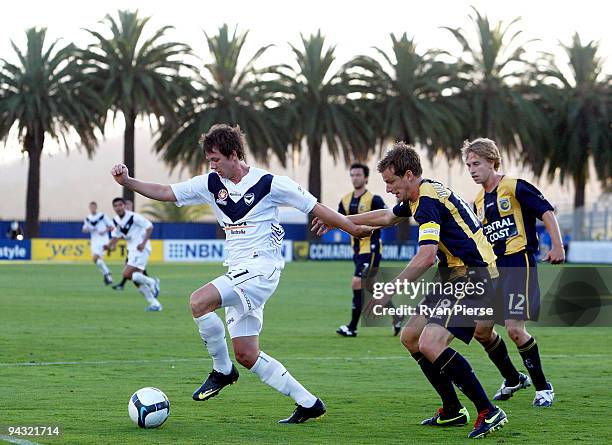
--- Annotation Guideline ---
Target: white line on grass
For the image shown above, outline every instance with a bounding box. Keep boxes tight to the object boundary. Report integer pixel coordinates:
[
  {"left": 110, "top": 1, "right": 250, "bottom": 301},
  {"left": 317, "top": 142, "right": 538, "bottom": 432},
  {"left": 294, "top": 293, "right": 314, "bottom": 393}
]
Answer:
[
  {"left": 0, "top": 435, "right": 42, "bottom": 445},
  {"left": 0, "top": 354, "right": 608, "bottom": 368}
]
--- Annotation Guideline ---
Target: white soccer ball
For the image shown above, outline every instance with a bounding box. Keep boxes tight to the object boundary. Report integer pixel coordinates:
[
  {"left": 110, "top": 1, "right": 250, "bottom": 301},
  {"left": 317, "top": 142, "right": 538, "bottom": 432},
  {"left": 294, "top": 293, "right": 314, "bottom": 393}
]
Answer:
[{"left": 128, "top": 387, "right": 170, "bottom": 428}]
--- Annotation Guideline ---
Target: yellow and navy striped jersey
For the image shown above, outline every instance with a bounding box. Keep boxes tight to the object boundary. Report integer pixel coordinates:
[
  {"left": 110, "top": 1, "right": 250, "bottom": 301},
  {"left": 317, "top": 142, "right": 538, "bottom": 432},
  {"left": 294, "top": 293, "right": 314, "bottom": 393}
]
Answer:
[
  {"left": 338, "top": 190, "right": 386, "bottom": 255},
  {"left": 473, "top": 176, "right": 554, "bottom": 256},
  {"left": 392, "top": 179, "right": 496, "bottom": 268}
]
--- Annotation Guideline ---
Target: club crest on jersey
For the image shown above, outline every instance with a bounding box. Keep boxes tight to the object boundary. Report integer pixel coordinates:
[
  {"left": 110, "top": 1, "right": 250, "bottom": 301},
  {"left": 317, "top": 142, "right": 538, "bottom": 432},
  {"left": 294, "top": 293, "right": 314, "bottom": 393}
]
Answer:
[
  {"left": 499, "top": 197, "right": 511, "bottom": 211},
  {"left": 358, "top": 204, "right": 366, "bottom": 213},
  {"left": 216, "top": 189, "right": 228, "bottom": 205},
  {"left": 244, "top": 193, "right": 254, "bottom": 205}
]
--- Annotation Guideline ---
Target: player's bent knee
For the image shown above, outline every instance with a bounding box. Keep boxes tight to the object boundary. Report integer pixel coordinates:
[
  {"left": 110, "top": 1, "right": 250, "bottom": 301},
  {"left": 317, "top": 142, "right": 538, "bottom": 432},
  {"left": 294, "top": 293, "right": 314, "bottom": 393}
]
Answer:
[
  {"left": 417, "top": 339, "right": 433, "bottom": 358},
  {"left": 506, "top": 325, "right": 528, "bottom": 344},
  {"left": 122, "top": 270, "right": 133, "bottom": 279},
  {"left": 418, "top": 336, "right": 443, "bottom": 360},
  {"left": 189, "top": 292, "right": 211, "bottom": 317},
  {"left": 189, "top": 286, "right": 220, "bottom": 317},
  {"left": 400, "top": 326, "right": 420, "bottom": 353},
  {"left": 474, "top": 326, "right": 495, "bottom": 345},
  {"left": 234, "top": 346, "right": 259, "bottom": 369}
]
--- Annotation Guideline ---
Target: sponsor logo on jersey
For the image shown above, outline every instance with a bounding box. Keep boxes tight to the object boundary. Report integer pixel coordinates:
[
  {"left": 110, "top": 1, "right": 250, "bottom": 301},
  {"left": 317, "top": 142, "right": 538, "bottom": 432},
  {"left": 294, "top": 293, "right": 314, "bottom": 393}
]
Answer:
[
  {"left": 499, "top": 197, "right": 511, "bottom": 211},
  {"left": 244, "top": 193, "right": 254, "bottom": 205},
  {"left": 223, "top": 221, "right": 251, "bottom": 235},
  {"left": 483, "top": 215, "right": 518, "bottom": 243}
]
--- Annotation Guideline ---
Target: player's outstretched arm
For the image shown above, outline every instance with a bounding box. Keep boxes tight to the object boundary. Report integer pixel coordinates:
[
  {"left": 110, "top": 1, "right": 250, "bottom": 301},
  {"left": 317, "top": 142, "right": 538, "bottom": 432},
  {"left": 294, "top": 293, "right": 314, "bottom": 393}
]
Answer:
[
  {"left": 310, "top": 203, "right": 376, "bottom": 238},
  {"left": 110, "top": 164, "right": 176, "bottom": 202},
  {"left": 347, "top": 208, "right": 404, "bottom": 227},
  {"left": 312, "top": 208, "right": 405, "bottom": 236}
]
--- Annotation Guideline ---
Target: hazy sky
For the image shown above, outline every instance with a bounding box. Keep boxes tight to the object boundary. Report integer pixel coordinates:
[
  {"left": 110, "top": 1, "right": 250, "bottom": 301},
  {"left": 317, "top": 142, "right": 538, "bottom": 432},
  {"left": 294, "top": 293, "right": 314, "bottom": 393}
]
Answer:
[{"left": 1, "top": 0, "right": 610, "bottom": 164}]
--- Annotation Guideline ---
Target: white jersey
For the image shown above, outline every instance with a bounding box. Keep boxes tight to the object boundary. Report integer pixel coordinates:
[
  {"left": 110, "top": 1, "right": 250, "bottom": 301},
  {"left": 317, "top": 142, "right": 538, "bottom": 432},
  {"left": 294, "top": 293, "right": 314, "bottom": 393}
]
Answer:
[
  {"left": 111, "top": 211, "right": 153, "bottom": 252},
  {"left": 82, "top": 212, "right": 113, "bottom": 245},
  {"left": 171, "top": 167, "right": 317, "bottom": 268}
]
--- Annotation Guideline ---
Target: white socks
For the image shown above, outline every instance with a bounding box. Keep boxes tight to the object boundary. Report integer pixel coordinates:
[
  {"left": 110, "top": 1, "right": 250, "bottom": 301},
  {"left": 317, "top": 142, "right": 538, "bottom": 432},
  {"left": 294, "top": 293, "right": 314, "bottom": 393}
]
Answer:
[
  {"left": 194, "top": 313, "right": 233, "bottom": 375},
  {"left": 137, "top": 283, "right": 157, "bottom": 305},
  {"left": 95, "top": 258, "right": 110, "bottom": 275},
  {"left": 250, "top": 351, "right": 317, "bottom": 408},
  {"left": 193, "top": 313, "right": 317, "bottom": 407},
  {"left": 133, "top": 271, "right": 155, "bottom": 288}
]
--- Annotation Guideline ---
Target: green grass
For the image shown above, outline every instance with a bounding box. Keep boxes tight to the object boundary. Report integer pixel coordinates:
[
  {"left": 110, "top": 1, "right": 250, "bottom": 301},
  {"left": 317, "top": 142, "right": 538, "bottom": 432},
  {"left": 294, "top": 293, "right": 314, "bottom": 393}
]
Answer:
[{"left": 1, "top": 262, "right": 610, "bottom": 444}]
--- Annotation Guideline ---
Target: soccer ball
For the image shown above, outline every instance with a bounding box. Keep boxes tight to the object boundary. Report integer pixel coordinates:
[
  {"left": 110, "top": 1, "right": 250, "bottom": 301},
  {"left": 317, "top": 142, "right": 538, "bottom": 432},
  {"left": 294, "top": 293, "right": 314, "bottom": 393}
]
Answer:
[{"left": 128, "top": 387, "right": 170, "bottom": 428}]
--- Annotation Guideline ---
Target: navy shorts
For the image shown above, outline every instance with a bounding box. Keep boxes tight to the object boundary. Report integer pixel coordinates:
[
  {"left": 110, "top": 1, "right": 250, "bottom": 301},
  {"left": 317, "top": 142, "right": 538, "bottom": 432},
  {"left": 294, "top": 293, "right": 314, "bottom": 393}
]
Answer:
[
  {"left": 423, "top": 268, "right": 497, "bottom": 344},
  {"left": 353, "top": 252, "right": 381, "bottom": 278},
  {"left": 497, "top": 251, "right": 540, "bottom": 321}
]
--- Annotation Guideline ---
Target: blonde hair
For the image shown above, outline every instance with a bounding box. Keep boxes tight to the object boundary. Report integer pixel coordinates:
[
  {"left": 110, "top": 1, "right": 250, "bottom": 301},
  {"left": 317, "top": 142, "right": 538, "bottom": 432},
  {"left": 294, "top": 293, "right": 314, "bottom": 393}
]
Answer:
[{"left": 461, "top": 138, "right": 501, "bottom": 170}]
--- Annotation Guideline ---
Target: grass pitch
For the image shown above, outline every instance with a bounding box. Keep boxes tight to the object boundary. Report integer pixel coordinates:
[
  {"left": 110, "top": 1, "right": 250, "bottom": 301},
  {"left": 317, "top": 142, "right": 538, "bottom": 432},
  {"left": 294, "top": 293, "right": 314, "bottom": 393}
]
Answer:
[{"left": 1, "top": 262, "right": 611, "bottom": 444}]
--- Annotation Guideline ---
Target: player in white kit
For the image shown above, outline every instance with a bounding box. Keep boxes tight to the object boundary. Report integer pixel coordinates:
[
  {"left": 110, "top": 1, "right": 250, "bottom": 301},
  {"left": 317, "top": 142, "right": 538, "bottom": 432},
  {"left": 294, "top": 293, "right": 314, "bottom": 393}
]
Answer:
[
  {"left": 82, "top": 201, "right": 114, "bottom": 285},
  {"left": 110, "top": 124, "right": 372, "bottom": 423},
  {"left": 107, "top": 197, "right": 162, "bottom": 312}
]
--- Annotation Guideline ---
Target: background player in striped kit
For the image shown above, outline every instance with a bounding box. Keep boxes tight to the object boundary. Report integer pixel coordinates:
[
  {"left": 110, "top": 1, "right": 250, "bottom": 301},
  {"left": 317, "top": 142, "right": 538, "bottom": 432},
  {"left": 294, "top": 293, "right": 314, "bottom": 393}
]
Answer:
[
  {"left": 82, "top": 201, "right": 114, "bottom": 285},
  {"left": 107, "top": 198, "right": 161, "bottom": 311},
  {"left": 336, "top": 163, "right": 402, "bottom": 337}
]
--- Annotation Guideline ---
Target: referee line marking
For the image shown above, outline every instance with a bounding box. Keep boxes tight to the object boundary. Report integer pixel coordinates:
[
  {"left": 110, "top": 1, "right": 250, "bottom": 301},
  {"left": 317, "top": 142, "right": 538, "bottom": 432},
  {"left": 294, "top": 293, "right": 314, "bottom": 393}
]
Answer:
[
  {"left": 0, "top": 354, "right": 608, "bottom": 368},
  {"left": 0, "top": 435, "right": 42, "bottom": 445}
]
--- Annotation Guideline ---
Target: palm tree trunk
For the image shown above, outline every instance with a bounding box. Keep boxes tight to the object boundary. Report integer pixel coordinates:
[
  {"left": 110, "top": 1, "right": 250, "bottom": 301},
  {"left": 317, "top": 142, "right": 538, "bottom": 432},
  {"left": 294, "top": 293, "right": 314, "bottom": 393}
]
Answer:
[
  {"left": 123, "top": 110, "right": 136, "bottom": 204},
  {"left": 24, "top": 130, "right": 44, "bottom": 238},
  {"left": 308, "top": 141, "right": 322, "bottom": 201},
  {"left": 307, "top": 141, "right": 322, "bottom": 240},
  {"left": 572, "top": 167, "right": 587, "bottom": 240}
]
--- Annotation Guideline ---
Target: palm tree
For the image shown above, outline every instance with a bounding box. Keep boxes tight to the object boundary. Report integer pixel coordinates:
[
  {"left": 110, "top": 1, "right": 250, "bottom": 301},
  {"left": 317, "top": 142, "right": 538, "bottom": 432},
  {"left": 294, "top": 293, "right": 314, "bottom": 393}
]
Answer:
[
  {"left": 534, "top": 34, "right": 611, "bottom": 236},
  {"left": 141, "top": 201, "right": 211, "bottom": 222},
  {"left": 443, "top": 7, "right": 546, "bottom": 158},
  {"left": 345, "top": 33, "right": 465, "bottom": 159},
  {"left": 155, "top": 24, "right": 288, "bottom": 174},
  {"left": 271, "top": 31, "right": 374, "bottom": 202},
  {"left": 81, "top": 10, "right": 194, "bottom": 203},
  {"left": 0, "top": 28, "right": 102, "bottom": 237}
]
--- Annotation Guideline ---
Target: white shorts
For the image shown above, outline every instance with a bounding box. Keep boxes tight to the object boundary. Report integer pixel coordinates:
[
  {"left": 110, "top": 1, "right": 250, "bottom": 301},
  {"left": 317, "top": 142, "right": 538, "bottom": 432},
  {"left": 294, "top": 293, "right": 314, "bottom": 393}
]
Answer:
[
  {"left": 127, "top": 248, "right": 151, "bottom": 270},
  {"left": 90, "top": 241, "right": 107, "bottom": 257},
  {"left": 210, "top": 263, "right": 281, "bottom": 338}
]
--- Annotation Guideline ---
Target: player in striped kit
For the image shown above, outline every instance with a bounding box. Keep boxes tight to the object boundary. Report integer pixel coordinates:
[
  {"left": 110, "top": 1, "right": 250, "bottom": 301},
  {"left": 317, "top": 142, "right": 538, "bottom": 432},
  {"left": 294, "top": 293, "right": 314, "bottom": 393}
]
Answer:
[
  {"left": 464, "top": 138, "right": 564, "bottom": 407},
  {"left": 110, "top": 124, "right": 372, "bottom": 423},
  {"left": 82, "top": 201, "right": 114, "bottom": 285}
]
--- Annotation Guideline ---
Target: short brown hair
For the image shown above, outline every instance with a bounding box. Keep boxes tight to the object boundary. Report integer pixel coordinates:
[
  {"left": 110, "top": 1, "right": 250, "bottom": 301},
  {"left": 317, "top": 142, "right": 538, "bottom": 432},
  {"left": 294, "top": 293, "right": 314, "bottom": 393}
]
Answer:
[
  {"left": 200, "top": 124, "right": 246, "bottom": 160},
  {"left": 461, "top": 138, "right": 501, "bottom": 170},
  {"left": 377, "top": 142, "right": 422, "bottom": 177}
]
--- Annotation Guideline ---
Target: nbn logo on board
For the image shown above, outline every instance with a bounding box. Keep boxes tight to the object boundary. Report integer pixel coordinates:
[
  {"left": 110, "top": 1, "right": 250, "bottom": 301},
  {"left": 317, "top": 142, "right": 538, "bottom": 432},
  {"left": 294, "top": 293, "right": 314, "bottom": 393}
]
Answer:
[
  {"left": 0, "top": 240, "right": 31, "bottom": 260},
  {"left": 164, "top": 240, "right": 225, "bottom": 262}
]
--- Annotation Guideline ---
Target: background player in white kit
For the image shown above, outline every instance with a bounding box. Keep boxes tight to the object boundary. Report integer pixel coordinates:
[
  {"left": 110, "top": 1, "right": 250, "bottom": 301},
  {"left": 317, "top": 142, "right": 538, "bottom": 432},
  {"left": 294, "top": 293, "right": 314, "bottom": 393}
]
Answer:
[
  {"left": 106, "top": 197, "right": 162, "bottom": 312},
  {"left": 110, "top": 124, "right": 371, "bottom": 423},
  {"left": 82, "top": 201, "right": 114, "bottom": 285}
]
